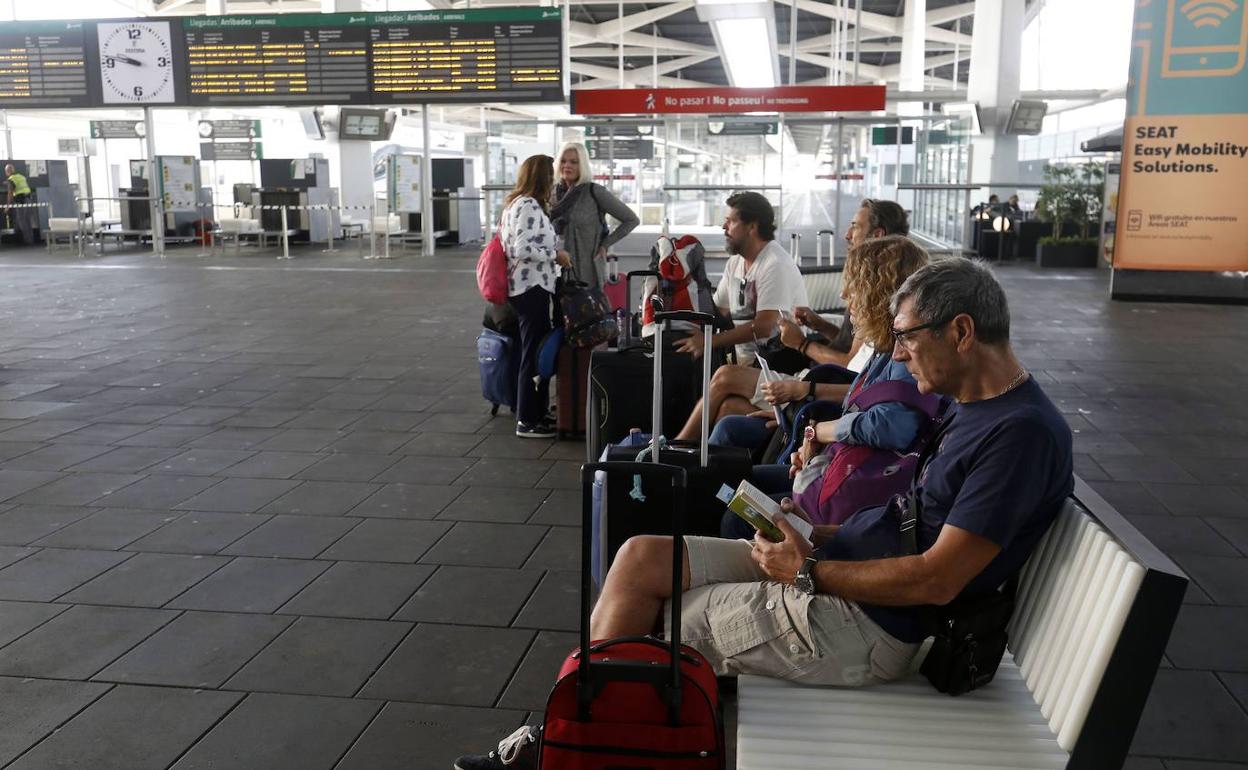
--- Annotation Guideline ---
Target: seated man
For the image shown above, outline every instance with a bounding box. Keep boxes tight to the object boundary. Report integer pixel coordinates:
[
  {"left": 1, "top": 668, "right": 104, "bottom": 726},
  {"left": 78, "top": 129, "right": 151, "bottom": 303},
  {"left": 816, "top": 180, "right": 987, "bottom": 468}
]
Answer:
[
  {"left": 675, "top": 198, "right": 911, "bottom": 443},
  {"left": 454, "top": 258, "right": 1074, "bottom": 770},
  {"left": 670, "top": 191, "right": 807, "bottom": 441}
]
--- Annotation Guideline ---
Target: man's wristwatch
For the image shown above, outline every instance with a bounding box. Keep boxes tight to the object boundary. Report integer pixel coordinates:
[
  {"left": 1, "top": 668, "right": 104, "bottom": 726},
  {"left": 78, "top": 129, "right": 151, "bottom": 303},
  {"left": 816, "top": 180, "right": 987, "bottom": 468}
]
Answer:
[
  {"left": 803, "top": 422, "right": 818, "bottom": 443},
  {"left": 794, "top": 556, "right": 818, "bottom": 595}
]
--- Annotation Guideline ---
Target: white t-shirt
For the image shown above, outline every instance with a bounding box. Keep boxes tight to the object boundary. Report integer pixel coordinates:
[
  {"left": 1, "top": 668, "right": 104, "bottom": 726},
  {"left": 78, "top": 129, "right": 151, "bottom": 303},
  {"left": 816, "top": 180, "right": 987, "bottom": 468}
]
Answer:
[{"left": 712, "top": 239, "right": 809, "bottom": 362}]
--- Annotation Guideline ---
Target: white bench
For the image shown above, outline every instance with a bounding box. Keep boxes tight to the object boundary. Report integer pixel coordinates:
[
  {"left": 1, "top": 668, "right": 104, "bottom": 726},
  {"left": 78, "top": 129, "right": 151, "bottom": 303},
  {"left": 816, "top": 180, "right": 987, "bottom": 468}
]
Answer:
[
  {"left": 736, "top": 478, "right": 1187, "bottom": 770},
  {"left": 800, "top": 265, "right": 846, "bottom": 316}
]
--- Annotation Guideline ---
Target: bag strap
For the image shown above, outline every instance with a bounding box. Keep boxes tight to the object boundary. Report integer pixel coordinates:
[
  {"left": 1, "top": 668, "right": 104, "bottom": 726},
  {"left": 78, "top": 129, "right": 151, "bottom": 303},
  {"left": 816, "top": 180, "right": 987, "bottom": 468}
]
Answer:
[
  {"left": 848, "top": 379, "right": 943, "bottom": 418},
  {"left": 898, "top": 408, "right": 955, "bottom": 556}
]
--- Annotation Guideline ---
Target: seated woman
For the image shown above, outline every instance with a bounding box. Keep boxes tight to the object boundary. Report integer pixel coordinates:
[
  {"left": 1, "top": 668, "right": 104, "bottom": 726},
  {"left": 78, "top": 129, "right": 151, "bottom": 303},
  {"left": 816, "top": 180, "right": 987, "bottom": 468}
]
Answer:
[{"left": 719, "top": 235, "right": 939, "bottom": 537}]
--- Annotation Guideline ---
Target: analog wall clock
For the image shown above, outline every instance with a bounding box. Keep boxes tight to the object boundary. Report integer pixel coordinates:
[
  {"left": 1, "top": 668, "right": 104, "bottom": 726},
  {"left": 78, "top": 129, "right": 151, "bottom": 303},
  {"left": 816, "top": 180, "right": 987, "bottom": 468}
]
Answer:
[{"left": 97, "top": 21, "right": 177, "bottom": 105}]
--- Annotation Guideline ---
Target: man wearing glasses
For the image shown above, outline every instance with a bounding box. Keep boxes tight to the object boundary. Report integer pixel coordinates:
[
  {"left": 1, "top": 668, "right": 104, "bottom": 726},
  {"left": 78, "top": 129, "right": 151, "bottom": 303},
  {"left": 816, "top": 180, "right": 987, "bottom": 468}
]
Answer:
[{"left": 670, "top": 191, "right": 808, "bottom": 441}]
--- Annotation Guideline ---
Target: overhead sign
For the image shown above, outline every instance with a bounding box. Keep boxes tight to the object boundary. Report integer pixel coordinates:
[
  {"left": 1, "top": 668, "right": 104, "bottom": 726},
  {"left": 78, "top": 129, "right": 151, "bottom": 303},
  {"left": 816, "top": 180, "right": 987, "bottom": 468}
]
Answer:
[
  {"left": 198, "top": 120, "right": 261, "bottom": 139},
  {"left": 572, "top": 85, "right": 886, "bottom": 115},
  {"left": 586, "top": 139, "right": 654, "bottom": 160},
  {"left": 584, "top": 124, "right": 653, "bottom": 137},
  {"left": 1114, "top": 0, "right": 1248, "bottom": 274},
  {"left": 0, "top": 8, "right": 564, "bottom": 110},
  {"left": 200, "top": 142, "right": 262, "bottom": 161},
  {"left": 90, "top": 120, "right": 145, "bottom": 139},
  {"left": 707, "top": 120, "right": 778, "bottom": 136}
]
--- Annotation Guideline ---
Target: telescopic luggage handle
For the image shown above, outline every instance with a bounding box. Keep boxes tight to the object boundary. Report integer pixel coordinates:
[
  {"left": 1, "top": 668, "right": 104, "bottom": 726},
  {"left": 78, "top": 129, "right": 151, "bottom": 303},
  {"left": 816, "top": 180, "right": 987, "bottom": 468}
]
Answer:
[
  {"left": 652, "top": 311, "right": 715, "bottom": 467},
  {"left": 579, "top": 462, "right": 689, "bottom": 724}
]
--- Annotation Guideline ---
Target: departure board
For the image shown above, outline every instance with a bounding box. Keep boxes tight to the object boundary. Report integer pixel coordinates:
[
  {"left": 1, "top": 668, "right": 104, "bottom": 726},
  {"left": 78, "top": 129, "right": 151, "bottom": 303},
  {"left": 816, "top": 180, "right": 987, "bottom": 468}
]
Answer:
[
  {"left": 183, "top": 14, "right": 371, "bottom": 105},
  {"left": 0, "top": 21, "right": 90, "bottom": 108},
  {"left": 368, "top": 9, "right": 563, "bottom": 103}
]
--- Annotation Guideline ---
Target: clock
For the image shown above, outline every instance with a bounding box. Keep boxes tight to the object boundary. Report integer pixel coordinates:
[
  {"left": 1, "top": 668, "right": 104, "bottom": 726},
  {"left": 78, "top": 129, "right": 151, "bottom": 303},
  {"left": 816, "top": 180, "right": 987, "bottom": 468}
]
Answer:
[{"left": 97, "top": 21, "right": 177, "bottom": 105}]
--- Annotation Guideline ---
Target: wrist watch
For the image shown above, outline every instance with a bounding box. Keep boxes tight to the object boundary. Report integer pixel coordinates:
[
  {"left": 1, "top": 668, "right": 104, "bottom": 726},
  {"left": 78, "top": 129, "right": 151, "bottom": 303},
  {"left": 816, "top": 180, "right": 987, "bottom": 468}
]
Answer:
[
  {"left": 803, "top": 421, "right": 818, "bottom": 443},
  {"left": 794, "top": 556, "right": 818, "bottom": 595}
]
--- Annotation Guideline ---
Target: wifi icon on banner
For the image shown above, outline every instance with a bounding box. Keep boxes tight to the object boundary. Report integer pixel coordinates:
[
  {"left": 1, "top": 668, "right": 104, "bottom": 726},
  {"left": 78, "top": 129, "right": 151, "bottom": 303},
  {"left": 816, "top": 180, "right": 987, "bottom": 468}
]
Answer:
[{"left": 1181, "top": 0, "right": 1239, "bottom": 28}]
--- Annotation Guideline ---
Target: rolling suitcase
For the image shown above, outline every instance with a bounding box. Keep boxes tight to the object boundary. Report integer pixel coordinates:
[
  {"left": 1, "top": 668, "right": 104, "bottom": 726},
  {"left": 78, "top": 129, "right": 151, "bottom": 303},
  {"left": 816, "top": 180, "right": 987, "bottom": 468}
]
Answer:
[
  {"left": 538, "top": 461, "right": 724, "bottom": 770},
  {"left": 592, "top": 311, "right": 752, "bottom": 585},
  {"left": 477, "top": 328, "right": 519, "bottom": 416}
]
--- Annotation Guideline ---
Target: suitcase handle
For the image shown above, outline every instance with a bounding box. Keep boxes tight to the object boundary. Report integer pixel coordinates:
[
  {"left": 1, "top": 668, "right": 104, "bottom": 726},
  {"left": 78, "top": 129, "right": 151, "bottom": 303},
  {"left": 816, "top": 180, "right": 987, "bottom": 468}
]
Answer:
[
  {"left": 575, "top": 635, "right": 703, "bottom": 666},
  {"left": 653, "top": 310, "right": 715, "bottom": 328},
  {"left": 579, "top": 462, "right": 688, "bottom": 725},
  {"left": 652, "top": 312, "right": 714, "bottom": 468}
]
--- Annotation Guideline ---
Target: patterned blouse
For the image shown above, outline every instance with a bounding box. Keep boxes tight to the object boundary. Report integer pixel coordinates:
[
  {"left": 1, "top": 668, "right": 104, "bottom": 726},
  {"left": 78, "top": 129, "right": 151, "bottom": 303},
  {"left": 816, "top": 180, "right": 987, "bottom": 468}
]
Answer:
[{"left": 502, "top": 195, "right": 559, "bottom": 297}]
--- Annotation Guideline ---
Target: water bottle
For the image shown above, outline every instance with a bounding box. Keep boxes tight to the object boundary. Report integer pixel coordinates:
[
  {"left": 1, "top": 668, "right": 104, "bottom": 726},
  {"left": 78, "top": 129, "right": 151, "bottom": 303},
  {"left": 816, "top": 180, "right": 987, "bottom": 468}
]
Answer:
[{"left": 616, "top": 307, "right": 630, "bottom": 348}]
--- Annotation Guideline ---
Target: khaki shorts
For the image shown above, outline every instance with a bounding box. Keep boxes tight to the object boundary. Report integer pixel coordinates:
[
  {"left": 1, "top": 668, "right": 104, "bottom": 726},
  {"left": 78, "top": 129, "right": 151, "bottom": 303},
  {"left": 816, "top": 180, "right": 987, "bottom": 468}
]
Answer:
[{"left": 665, "top": 537, "right": 921, "bottom": 687}]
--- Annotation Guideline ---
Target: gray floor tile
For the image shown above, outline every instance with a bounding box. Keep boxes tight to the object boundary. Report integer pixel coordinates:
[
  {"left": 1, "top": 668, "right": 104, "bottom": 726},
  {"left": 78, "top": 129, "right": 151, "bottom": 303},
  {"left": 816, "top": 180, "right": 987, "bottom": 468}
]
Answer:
[
  {"left": 0, "top": 677, "right": 111, "bottom": 766},
  {"left": 370, "top": 394, "right": 437, "bottom": 412},
  {"left": 1172, "top": 554, "right": 1248, "bottom": 605},
  {"left": 65, "top": 446, "right": 180, "bottom": 474},
  {"left": 1208, "top": 517, "right": 1248, "bottom": 556},
  {"left": 415, "top": 412, "right": 492, "bottom": 434},
  {"left": 359, "top": 622, "right": 534, "bottom": 705},
  {"left": 528, "top": 490, "right": 579, "bottom": 526},
  {"left": 32, "top": 508, "right": 178, "bottom": 550},
  {"left": 0, "top": 441, "right": 45, "bottom": 463},
  {"left": 91, "top": 474, "right": 222, "bottom": 510},
  {"left": 280, "top": 410, "right": 363, "bottom": 430},
  {"left": 0, "top": 604, "right": 175, "bottom": 678},
  {"left": 53, "top": 422, "right": 150, "bottom": 445},
  {"left": 225, "top": 616, "right": 411, "bottom": 697},
  {"left": 62, "top": 553, "right": 230, "bottom": 608},
  {"left": 395, "top": 431, "right": 486, "bottom": 457},
  {"left": 335, "top": 702, "right": 528, "bottom": 770},
  {"left": 158, "top": 406, "right": 243, "bottom": 426},
  {"left": 372, "top": 454, "right": 478, "bottom": 485},
  {"left": 467, "top": 434, "right": 555, "bottom": 460},
  {"left": 0, "top": 419, "right": 89, "bottom": 442},
  {"left": 1127, "top": 516, "right": 1242, "bottom": 558},
  {"left": 95, "top": 611, "right": 293, "bottom": 688},
  {"left": 436, "top": 486, "right": 549, "bottom": 523},
  {"left": 394, "top": 566, "right": 543, "bottom": 626},
  {"left": 512, "top": 570, "right": 578, "bottom": 632},
  {"left": 522, "top": 526, "right": 580, "bottom": 572},
  {"left": 8, "top": 684, "right": 241, "bottom": 770},
  {"left": 261, "top": 480, "right": 382, "bottom": 515},
  {"left": 309, "top": 392, "right": 382, "bottom": 411},
  {"left": 218, "top": 451, "right": 321, "bottom": 479},
  {"left": 0, "top": 468, "right": 64, "bottom": 503},
  {"left": 422, "top": 522, "right": 549, "bottom": 569},
  {"left": 170, "top": 692, "right": 381, "bottom": 770},
  {"left": 256, "top": 428, "right": 344, "bottom": 452},
  {"left": 1132, "top": 670, "right": 1248, "bottom": 762},
  {"left": 279, "top": 561, "right": 435, "bottom": 619},
  {"left": 149, "top": 447, "right": 257, "bottom": 476},
  {"left": 127, "top": 511, "right": 270, "bottom": 554},
  {"left": 13, "top": 472, "right": 144, "bottom": 506},
  {"left": 0, "top": 504, "right": 95, "bottom": 545},
  {"left": 293, "top": 453, "right": 400, "bottom": 482},
  {"left": 535, "top": 460, "right": 580, "bottom": 490},
  {"left": 0, "top": 544, "right": 37, "bottom": 569},
  {"left": 114, "top": 424, "right": 217, "bottom": 448},
  {"left": 101, "top": 404, "right": 187, "bottom": 424},
  {"left": 320, "top": 519, "right": 452, "bottom": 563},
  {"left": 0, "top": 600, "right": 70, "bottom": 647},
  {"left": 455, "top": 457, "right": 553, "bottom": 488},
  {"left": 166, "top": 556, "right": 330, "bottom": 613},
  {"left": 342, "top": 410, "right": 425, "bottom": 432},
  {"left": 2, "top": 443, "right": 114, "bottom": 471},
  {"left": 188, "top": 426, "right": 285, "bottom": 450},
  {"left": 326, "top": 430, "right": 412, "bottom": 454},
  {"left": 1145, "top": 483, "right": 1248, "bottom": 518},
  {"left": 1167, "top": 604, "right": 1248, "bottom": 672},
  {"left": 221, "top": 515, "right": 360, "bottom": 558},
  {"left": 221, "top": 408, "right": 302, "bottom": 428},
  {"left": 0, "top": 548, "right": 132, "bottom": 601},
  {"left": 351, "top": 483, "right": 465, "bottom": 519},
  {"left": 174, "top": 477, "right": 302, "bottom": 513},
  {"left": 496, "top": 630, "right": 578, "bottom": 712}
]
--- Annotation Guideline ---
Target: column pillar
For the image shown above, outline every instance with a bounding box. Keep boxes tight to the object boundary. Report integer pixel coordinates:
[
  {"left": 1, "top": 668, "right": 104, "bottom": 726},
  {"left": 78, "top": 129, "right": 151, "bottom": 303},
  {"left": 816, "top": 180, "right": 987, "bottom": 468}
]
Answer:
[
  {"left": 897, "top": 0, "right": 926, "bottom": 114},
  {"left": 324, "top": 0, "right": 373, "bottom": 220},
  {"left": 967, "top": 0, "right": 1024, "bottom": 198},
  {"left": 205, "top": 0, "right": 226, "bottom": 14}
]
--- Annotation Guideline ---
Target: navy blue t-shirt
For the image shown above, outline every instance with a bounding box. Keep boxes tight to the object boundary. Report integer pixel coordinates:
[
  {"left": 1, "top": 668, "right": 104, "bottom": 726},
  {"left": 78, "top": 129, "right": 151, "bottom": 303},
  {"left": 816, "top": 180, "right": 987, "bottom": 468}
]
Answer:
[{"left": 816, "top": 377, "right": 1073, "bottom": 642}]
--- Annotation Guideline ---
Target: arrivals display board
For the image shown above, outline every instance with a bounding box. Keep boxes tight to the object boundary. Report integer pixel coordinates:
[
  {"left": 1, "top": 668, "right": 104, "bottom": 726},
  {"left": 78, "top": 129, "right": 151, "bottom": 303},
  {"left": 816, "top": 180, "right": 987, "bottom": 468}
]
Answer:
[
  {"left": 0, "top": 8, "right": 564, "bottom": 109},
  {"left": 1115, "top": 0, "right": 1248, "bottom": 274}
]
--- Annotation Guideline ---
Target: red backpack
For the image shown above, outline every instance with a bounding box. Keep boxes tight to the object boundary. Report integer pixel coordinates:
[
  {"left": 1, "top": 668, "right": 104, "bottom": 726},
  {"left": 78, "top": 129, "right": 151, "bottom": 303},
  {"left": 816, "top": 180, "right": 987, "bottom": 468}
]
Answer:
[{"left": 476, "top": 223, "right": 509, "bottom": 304}]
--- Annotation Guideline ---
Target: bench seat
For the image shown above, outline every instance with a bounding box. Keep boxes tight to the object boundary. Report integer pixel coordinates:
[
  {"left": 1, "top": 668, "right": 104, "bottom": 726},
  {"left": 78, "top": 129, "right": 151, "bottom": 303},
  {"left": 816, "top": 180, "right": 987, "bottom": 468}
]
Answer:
[{"left": 736, "top": 479, "right": 1187, "bottom": 770}]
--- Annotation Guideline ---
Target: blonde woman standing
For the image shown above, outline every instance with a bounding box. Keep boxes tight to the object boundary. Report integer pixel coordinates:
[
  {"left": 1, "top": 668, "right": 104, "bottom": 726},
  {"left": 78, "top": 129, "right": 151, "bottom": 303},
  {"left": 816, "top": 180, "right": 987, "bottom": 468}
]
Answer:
[{"left": 550, "top": 141, "right": 639, "bottom": 289}]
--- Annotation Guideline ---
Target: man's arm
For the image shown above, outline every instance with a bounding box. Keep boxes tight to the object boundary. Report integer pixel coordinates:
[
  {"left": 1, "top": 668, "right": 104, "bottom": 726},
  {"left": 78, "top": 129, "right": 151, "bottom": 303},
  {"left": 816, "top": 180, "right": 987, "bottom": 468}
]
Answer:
[
  {"left": 754, "top": 518, "right": 1000, "bottom": 606},
  {"left": 675, "top": 308, "right": 778, "bottom": 355}
]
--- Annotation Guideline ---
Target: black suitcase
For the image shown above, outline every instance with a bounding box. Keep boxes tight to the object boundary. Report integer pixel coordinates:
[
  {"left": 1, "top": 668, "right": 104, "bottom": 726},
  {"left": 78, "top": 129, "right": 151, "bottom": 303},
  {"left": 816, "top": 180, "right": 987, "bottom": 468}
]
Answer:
[{"left": 594, "top": 311, "right": 752, "bottom": 584}]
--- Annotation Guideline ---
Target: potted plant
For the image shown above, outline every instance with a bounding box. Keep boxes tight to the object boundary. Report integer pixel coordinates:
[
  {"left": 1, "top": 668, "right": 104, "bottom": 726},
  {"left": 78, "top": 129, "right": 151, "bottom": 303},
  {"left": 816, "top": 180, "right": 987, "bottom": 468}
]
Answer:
[{"left": 1034, "top": 163, "right": 1104, "bottom": 268}]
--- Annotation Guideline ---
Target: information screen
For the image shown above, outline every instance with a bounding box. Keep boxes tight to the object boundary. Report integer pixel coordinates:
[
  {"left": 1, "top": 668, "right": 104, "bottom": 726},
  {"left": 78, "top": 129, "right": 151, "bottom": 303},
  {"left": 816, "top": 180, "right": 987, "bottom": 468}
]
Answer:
[
  {"left": 183, "top": 14, "right": 370, "bottom": 105},
  {"left": 0, "top": 20, "right": 90, "bottom": 108}
]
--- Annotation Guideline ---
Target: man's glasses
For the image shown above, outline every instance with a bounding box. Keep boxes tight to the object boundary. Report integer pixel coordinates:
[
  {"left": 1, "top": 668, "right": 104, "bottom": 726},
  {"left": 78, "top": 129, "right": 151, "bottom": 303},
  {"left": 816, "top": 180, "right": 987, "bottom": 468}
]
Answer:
[{"left": 891, "top": 317, "right": 951, "bottom": 349}]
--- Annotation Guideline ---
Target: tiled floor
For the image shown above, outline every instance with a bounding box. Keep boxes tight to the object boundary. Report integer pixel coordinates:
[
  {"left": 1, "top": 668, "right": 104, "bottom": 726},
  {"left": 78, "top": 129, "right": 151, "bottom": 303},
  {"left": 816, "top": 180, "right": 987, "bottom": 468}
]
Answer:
[{"left": 0, "top": 244, "right": 1243, "bottom": 769}]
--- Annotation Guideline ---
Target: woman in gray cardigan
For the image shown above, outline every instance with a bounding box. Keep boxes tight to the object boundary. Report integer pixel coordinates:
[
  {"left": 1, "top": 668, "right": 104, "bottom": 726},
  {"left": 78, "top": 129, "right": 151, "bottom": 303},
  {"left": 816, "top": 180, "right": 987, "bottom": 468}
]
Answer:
[{"left": 550, "top": 141, "right": 639, "bottom": 288}]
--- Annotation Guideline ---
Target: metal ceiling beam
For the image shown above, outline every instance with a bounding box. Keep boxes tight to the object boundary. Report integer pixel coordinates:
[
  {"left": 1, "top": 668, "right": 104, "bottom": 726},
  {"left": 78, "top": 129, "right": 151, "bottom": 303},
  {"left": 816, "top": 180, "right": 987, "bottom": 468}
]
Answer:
[
  {"left": 568, "top": 21, "right": 717, "bottom": 56},
  {"left": 926, "top": 2, "right": 976, "bottom": 27},
  {"left": 774, "top": 0, "right": 901, "bottom": 37},
  {"left": 569, "top": 61, "right": 710, "bottom": 89},
  {"left": 780, "top": 49, "right": 884, "bottom": 81},
  {"left": 583, "top": 0, "right": 694, "bottom": 37},
  {"left": 798, "top": 35, "right": 956, "bottom": 53}
]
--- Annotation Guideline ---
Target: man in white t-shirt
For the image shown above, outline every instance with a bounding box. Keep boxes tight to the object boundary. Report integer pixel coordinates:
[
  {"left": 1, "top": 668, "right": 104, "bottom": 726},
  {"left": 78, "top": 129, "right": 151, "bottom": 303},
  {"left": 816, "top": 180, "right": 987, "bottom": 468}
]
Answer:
[{"left": 672, "top": 192, "right": 807, "bottom": 441}]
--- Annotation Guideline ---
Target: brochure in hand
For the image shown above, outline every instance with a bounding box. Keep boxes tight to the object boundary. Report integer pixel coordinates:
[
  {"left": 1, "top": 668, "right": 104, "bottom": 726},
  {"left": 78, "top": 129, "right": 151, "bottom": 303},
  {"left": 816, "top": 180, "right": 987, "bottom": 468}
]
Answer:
[{"left": 716, "top": 481, "right": 814, "bottom": 544}]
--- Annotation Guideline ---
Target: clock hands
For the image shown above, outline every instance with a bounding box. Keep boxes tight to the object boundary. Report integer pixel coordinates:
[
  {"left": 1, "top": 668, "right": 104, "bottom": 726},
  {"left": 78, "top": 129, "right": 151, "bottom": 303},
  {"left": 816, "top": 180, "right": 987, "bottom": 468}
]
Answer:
[{"left": 111, "top": 54, "right": 144, "bottom": 67}]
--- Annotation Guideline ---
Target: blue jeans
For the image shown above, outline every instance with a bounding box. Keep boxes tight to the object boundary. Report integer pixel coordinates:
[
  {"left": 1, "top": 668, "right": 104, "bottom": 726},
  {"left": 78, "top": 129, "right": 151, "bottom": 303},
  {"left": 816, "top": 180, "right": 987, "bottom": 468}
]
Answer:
[
  {"left": 710, "top": 414, "right": 773, "bottom": 453},
  {"left": 507, "top": 286, "right": 553, "bottom": 425}
]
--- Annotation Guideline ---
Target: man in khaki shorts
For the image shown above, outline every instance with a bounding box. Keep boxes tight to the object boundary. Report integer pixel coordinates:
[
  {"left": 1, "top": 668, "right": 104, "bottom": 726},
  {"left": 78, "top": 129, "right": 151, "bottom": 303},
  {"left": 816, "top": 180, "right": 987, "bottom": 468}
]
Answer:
[{"left": 454, "top": 259, "right": 1074, "bottom": 770}]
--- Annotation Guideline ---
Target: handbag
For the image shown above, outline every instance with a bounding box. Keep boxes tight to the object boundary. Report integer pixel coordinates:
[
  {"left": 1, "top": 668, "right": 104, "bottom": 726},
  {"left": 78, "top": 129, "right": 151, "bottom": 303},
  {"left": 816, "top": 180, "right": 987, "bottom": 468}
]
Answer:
[
  {"left": 476, "top": 223, "right": 509, "bottom": 305},
  {"left": 919, "top": 581, "right": 1017, "bottom": 696},
  {"left": 559, "top": 278, "right": 617, "bottom": 348}
]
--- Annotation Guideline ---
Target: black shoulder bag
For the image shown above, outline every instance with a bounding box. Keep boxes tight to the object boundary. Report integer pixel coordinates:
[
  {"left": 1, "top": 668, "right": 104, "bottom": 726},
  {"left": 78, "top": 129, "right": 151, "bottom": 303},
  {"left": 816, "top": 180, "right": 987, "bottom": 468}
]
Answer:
[{"left": 899, "top": 417, "right": 1017, "bottom": 696}]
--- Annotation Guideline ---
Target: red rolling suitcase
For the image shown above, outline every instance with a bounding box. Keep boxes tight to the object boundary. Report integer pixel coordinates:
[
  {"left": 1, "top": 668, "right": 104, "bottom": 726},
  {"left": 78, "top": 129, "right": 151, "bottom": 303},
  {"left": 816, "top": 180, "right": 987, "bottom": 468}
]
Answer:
[{"left": 538, "top": 461, "right": 724, "bottom": 770}]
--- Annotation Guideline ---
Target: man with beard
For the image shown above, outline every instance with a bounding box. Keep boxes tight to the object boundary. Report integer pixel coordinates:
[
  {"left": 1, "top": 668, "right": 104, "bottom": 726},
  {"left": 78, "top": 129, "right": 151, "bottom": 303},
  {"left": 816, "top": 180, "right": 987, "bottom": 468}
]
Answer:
[{"left": 672, "top": 191, "right": 808, "bottom": 365}]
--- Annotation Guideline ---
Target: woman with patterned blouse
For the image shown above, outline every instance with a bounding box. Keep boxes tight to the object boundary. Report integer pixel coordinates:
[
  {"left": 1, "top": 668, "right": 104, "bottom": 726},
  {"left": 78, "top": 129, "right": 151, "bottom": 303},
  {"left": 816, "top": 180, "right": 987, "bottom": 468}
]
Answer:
[{"left": 502, "top": 154, "right": 572, "bottom": 438}]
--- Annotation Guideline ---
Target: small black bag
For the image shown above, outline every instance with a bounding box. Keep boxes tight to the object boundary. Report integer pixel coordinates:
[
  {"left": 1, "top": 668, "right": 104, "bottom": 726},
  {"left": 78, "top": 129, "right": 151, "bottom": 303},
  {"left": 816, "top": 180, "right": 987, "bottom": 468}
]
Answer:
[
  {"left": 919, "top": 584, "right": 1016, "bottom": 696},
  {"left": 560, "top": 279, "right": 617, "bottom": 348}
]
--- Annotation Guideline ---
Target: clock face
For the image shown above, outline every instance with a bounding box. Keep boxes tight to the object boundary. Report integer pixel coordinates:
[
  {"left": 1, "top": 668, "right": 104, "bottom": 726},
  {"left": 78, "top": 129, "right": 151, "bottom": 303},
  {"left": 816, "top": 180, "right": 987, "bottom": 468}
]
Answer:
[{"left": 97, "top": 21, "right": 176, "bottom": 105}]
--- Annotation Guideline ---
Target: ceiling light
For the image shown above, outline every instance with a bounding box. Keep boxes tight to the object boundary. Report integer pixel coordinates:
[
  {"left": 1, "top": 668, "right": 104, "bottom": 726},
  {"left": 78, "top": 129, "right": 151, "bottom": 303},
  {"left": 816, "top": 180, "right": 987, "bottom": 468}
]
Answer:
[{"left": 709, "top": 17, "right": 778, "bottom": 88}]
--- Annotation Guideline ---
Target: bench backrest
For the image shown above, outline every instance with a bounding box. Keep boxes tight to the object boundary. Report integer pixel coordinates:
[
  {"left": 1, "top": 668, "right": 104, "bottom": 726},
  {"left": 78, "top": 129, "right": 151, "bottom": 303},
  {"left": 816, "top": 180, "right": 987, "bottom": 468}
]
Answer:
[
  {"left": 799, "top": 265, "right": 845, "bottom": 314},
  {"left": 1008, "top": 480, "right": 1187, "bottom": 770}
]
